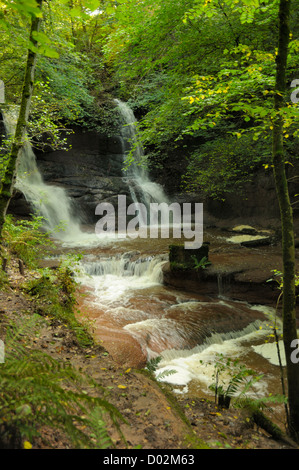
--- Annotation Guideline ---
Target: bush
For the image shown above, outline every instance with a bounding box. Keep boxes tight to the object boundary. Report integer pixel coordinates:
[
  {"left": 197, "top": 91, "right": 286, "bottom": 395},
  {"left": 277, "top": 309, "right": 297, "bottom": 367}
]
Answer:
[
  {"left": 2, "top": 215, "right": 54, "bottom": 268},
  {"left": 22, "top": 254, "right": 93, "bottom": 348}
]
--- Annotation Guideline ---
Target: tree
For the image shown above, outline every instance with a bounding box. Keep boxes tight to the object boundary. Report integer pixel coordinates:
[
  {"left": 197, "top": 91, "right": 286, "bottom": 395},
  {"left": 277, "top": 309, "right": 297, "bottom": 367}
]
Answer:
[
  {"left": 103, "top": 0, "right": 299, "bottom": 440},
  {"left": 272, "top": 0, "right": 299, "bottom": 442},
  {"left": 0, "top": 0, "right": 43, "bottom": 237},
  {"left": 102, "top": 0, "right": 298, "bottom": 192}
]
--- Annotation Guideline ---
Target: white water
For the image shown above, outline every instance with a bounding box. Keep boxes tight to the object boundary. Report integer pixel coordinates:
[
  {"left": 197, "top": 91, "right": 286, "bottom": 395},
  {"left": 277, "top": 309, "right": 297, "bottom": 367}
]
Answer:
[
  {"left": 77, "top": 245, "right": 284, "bottom": 399},
  {"left": 3, "top": 102, "right": 174, "bottom": 244},
  {"left": 153, "top": 316, "right": 274, "bottom": 395},
  {"left": 115, "top": 99, "right": 171, "bottom": 227},
  {"left": 79, "top": 253, "right": 167, "bottom": 302},
  {"left": 2, "top": 107, "right": 89, "bottom": 242}
]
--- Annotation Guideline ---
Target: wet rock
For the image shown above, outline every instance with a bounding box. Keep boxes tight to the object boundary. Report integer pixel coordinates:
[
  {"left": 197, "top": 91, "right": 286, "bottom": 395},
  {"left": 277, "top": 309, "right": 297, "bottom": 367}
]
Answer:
[
  {"left": 231, "top": 225, "right": 258, "bottom": 235},
  {"left": 123, "top": 251, "right": 141, "bottom": 259},
  {"left": 8, "top": 126, "right": 134, "bottom": 222},
  {"left": 163, "top": 244, "right": 299, "bottom": 309},
  {"left": 240, "top": 237, "right": 272, "bottom": 247}
]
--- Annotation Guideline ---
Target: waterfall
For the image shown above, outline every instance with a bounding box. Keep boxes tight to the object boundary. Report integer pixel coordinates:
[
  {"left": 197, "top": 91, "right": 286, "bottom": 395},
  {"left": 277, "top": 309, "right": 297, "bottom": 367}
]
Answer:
[
  {"left": 83, "top": 254, "right": 166, "bottom": 280},
  {"left": 2, "top": 106, "right": 83, "bottom": 241},
  {"left": 115, "top": 99, "right": 170, "bottom": 226},
  {"left": 78, "top": 252, "right": 168, "bottom": 303}
]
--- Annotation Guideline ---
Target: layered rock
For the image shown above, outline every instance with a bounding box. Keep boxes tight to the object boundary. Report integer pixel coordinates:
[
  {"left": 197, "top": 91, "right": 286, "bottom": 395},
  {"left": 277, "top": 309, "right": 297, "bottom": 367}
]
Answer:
[{"left": 8, "top": 126, "right": 134, "bottom": 222}]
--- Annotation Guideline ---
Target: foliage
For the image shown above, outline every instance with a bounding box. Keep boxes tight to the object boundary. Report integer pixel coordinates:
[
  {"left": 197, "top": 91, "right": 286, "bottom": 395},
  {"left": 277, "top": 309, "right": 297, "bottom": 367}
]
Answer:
[
  {"left": 0, "top": 316, "right": 125, "bottom": 448},
  {"left": 35, "top": 52, "right": 96, "bottom": 126},
  {"left": 101, "top": 0, "right": 299, "bottom": 197},
  {"left": 208, "top": 351, "right": 289, "bottom": 432},
  {"left": 21, "top": 254, "right": 94, "bottom": 348},
  {"left": 1, "top": 217, "right": 90, "bottom": 347},
  {"left": 191, "top": 255, "right": 211, "bottom": 270},
  {"left": 181, "top": 132, "right": 272, "bottom": 199},
  {"left": 0, "top": 135, "right": 12, "bottom": 182},
  {"left": 146, "top": 356, "right": 177, "bottom": 381},
  {"left": 0, "top": 0, "right": 111, "bottom": 152},
  {"left": 2, "top": 214, "right": 54, "bottom": 268},
  {"left": 146, "top": 356, "right": 163, "bottom": 374},
  {"left": 208, "top": 353, "right": 264, "bottom": 408},
  {"left": 267, "top": 269, "right": 299, "bottom": 293}
]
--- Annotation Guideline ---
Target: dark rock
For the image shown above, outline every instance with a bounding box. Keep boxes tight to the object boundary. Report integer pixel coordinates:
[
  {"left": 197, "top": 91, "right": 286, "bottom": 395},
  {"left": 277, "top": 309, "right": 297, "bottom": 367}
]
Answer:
[
  {"left": 7, "top": 191, "right": 32, "bottom": 217},
  {"left": 231, "top": 225, "right": 258, "bottom": 235},
  {"left": 240, "top": 237, "right": 272, "bottom": 247},
  {"left": 169, "top": 242, "right": 209, "bottom": 269},
  {"left": 8, "top": 125, "right": 135, "bottom": 221},
  {"left": 163, "top": 245, "right": 299, "bottom": 311}
]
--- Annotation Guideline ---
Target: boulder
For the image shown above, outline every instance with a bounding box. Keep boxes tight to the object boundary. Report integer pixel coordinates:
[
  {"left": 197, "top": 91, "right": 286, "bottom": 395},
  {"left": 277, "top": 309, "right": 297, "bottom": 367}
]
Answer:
[{"left": 169, "top": 242, "right": 210, "bottom": 270}]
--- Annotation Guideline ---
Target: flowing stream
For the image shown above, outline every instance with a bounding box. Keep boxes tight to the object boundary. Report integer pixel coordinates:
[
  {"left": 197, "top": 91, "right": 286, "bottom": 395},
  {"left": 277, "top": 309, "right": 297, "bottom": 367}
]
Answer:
[{"left": 1, "top": 102, "right": 287, "bottom": 422}]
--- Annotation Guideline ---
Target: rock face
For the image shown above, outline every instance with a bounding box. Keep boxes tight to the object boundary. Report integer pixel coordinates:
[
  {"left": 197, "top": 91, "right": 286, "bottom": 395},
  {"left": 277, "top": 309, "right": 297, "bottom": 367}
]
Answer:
[
  {"left": 173, "top": 169, "right": 299, "bottom": 232},
  {"left": 36, "top": 127, "right": 134, "bottom": 223},
  {"left": 7, "top": 125, "right": 135, "bottom": 222}
]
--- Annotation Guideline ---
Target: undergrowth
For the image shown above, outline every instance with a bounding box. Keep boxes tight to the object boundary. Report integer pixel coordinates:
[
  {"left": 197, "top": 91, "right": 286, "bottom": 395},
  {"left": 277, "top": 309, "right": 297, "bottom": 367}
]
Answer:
[
  {"left": 1, "top": 215, "right": 93, "bottom": 347},
  {"left": 21, "top": 255, "right": 93, "bottom": 348},
  {"left": 0, "top": 316, "right": 126, "bottom": 449},
  {"left": 1, "top": 214, "right": 55, "bottom": 268}
]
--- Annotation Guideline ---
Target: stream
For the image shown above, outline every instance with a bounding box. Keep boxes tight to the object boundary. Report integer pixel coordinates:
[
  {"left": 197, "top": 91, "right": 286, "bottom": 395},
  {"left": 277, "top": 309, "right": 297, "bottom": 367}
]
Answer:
[
  {"left": 2, "top": 101, "right": 288, "bottom": 427},
  {"left": 65, "top": 232, "right": 284, "bottom": 404}
]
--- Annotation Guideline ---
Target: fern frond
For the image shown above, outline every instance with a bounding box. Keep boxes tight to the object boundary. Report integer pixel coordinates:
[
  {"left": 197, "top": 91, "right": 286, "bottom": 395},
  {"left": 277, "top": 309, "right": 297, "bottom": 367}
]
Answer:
[{"left": 155, "top": 369, "right": 177, "bottom": 381}]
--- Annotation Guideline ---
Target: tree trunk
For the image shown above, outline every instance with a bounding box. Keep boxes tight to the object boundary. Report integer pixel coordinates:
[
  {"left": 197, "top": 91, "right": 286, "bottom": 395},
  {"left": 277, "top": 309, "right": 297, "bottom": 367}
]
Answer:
[
  {"left": 272, "top": 0, "right": 299, "bottom": 442},
  {"left": 0, "top": 1, "right": 43, "bottom": 237}
]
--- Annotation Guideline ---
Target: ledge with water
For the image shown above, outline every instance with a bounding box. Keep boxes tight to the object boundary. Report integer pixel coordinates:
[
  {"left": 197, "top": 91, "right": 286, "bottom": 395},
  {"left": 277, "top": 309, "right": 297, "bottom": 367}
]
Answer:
[{"left": 163, "top": 241, "right": 299, "bottom": 310}]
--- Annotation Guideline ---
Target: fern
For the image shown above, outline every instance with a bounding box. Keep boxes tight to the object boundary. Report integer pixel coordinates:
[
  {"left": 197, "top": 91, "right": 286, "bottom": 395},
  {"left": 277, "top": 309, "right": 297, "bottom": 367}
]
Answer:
[
  {"left": 146, "top": 356, "right": 177, "bottom": 381},
  {"left": 146, "top": 356, "right": 162, "bottom": 373},
  {"left": 191, "top": 255, "right": 211, "bottom": 270},
  {"left": 209, "top": 354, "right": 264, "bottom": 408},
  {"left": 0, "top": 316, "right": 126, "bottom": 448},
  {"left": 234, "top": 393, "right": 288, "bottom": 412},
  {"left": 155, "top": 369, "right": 177, "bottom": 381}
]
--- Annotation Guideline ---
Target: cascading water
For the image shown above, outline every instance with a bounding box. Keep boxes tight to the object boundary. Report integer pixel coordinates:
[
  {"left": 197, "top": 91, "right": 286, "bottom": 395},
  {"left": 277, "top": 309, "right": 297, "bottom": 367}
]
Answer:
[
  {"left": 2, "top": 106, "right": 83, "bottom": 241},
  {"left": 77, "top": 245, "right": 279, "bottom": 402},
  {"left": 115, "top": 99, "right": 171, "bottom": 226}
]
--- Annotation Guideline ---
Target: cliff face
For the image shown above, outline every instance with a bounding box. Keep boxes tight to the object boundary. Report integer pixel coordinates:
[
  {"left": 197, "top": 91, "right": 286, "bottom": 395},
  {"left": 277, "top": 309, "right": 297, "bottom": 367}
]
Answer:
[
  {"left": 8, "top": 125, "right": 134, "bottom": 223},
  {"left": 2, "top": 116, "right": 298, "bottom": 233},
  {"left": 149, "top": 142, "right": 299, "bottom": 232}
]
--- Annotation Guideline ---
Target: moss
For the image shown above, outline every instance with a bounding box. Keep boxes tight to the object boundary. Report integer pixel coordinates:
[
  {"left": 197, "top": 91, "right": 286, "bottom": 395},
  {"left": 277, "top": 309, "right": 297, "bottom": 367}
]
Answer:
[
  {"left": 21, "top": 270, "right": 93, "bottom": 348},
  {"left": 169, "top": 261, "right": 191, "bottom": 271}
]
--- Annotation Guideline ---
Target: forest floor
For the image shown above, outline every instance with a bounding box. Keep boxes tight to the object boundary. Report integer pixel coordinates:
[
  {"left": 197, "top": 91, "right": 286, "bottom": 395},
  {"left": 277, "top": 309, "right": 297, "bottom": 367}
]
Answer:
[{"left": 0, "top": 257, "right": 298, "bottom": 453}]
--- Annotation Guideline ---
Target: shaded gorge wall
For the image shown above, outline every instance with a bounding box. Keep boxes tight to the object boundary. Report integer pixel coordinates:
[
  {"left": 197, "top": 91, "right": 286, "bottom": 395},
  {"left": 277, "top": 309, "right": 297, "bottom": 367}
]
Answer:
[{"left": 1, "top": 106, "right": 298, "bottom": 233}]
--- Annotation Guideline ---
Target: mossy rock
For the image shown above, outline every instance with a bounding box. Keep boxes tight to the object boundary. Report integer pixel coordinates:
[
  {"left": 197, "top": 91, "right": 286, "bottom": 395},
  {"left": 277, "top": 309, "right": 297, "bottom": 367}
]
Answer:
[{"left": 169, "top": 243, "right": 209, "bottom": 270}]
